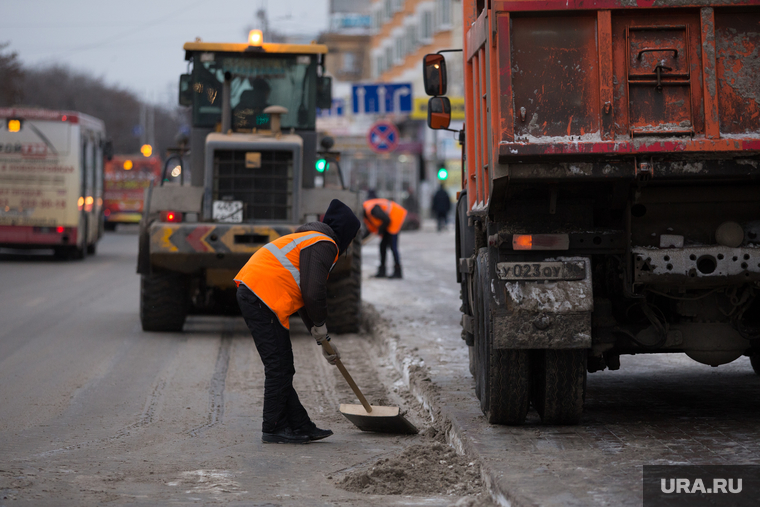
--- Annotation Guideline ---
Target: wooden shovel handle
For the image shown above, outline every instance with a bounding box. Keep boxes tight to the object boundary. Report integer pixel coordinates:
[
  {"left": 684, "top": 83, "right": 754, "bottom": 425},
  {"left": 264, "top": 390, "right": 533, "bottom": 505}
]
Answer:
[{"left": 321, "top": 340, "right": 372, "bottom": 413}]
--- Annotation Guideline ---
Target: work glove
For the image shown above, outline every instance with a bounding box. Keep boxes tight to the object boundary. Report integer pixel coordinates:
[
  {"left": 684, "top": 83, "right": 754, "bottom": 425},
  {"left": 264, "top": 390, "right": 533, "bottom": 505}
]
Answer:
[
  {"left": 310, "top": 324, "right": 328, "bottom": 343},
  {"left": 311, "top": 325, "right": 340, "bottom": 365},
  {"left": 320, "top": 338, "right": 340, "bottom": 366}
]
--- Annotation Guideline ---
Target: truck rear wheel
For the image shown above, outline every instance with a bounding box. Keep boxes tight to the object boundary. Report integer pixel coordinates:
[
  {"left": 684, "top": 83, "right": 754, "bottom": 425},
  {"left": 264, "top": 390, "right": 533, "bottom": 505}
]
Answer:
[
  {"left": 531, "top": 349, "right": 586, "bottom": 425},
  {"left": 475, "top": 249, "right": 531, "bottom": 425},
  {"left": 326, "top": 236, "right": 361, "bottom": 334},
  {"left": 140, "top": 272, "right": 188, "bottom": 332}
]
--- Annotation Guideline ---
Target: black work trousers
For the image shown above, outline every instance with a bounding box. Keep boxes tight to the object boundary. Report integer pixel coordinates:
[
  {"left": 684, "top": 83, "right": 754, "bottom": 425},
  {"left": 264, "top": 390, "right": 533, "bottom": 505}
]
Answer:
[
  {"left": 236, "top": 285, "right": 312, "bottom": 434},
  {"left": 379, "top": 231, "right": 401, "bottom": 267}
]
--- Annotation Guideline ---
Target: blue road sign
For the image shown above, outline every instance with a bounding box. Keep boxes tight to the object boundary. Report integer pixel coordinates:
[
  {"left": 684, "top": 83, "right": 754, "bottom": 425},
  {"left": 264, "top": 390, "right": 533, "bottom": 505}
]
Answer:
[
  {"left": 317, "top": 98, "right": 345, "bottom": 118},
  {"left": 352, "top": 83, "right": 412, "bottom": 114},
  {"left": 367, "top": 121, "right": 399, "bottom": 154}
]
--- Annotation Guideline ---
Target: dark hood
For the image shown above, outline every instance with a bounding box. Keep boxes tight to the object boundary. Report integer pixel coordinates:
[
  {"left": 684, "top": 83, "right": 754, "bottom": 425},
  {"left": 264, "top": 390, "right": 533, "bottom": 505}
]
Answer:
[{"left": 321, "top": 199, "right": 361, "bottom": 255}]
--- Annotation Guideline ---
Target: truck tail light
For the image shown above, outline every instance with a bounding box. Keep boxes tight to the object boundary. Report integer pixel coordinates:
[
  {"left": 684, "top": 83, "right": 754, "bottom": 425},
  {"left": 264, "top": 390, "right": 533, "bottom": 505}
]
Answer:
[
  {"left": 161, "top": 210, "right": 183, "bottom": 223},
  {"left": 512, "top": 234, "right": 569, "bottom": 250}
]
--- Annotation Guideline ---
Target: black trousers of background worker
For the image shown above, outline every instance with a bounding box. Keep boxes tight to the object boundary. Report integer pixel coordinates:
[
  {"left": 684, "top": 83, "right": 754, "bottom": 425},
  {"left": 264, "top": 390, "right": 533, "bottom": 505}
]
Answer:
[
  {"left": 379, "top": 230, "right": 401, "bottom": 267},
  {"left": 236, "top": 285, "right": 313, "bottom": 434}
]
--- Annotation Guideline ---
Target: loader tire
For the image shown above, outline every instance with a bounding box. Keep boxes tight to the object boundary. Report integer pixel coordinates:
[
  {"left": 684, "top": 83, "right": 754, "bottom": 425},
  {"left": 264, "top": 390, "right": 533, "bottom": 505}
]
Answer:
[
  {"left": 326, "top": 236, "right": 361, "bottom": 334},
  {"left": 531, "top": 349, "right": 587, "bottom": 425},
  {"left": 140, "top": 272, "right": 188, "bottom": 332},
  {"left": 750, "top": 353, "right": 760, "bottom": 376},
  {"left": 475, "top": 248, "right": 531, "bottom": 425}
]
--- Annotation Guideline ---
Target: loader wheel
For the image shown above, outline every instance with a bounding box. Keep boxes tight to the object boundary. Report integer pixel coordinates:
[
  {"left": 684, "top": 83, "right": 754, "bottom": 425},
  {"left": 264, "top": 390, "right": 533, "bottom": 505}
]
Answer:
[
  {"left": 475, "top": 248, "right": 531, "bottom": 425},
  {"left": 531, "top": 349, "right": 587, "bottom": 425},
  {"left": 326, "top": 236, "right": 361, "bottom": 334},
  {"left": 750, "top": 353, "right": 760, "bottom": 376},
  {"left": 140, "top": 272, "right": 188, "bottom": 332}
]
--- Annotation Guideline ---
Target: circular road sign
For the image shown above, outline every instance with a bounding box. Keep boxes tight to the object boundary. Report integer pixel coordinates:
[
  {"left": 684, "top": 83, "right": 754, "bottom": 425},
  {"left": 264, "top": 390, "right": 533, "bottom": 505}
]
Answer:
[{"left": 367, "top": 121, "right": 400, "bottom": 154}]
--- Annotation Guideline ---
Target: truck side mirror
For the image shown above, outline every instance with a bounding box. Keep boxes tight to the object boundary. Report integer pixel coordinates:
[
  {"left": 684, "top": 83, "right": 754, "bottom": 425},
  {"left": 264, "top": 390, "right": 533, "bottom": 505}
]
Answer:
[
  {"left": 179, "top": 74, "right": 193, "bottom": 106},
  {"left": 423, "top": 53, "right": 447, "bottom": 96},
  {"left": 317, "top": 76, "right": 332, "bottom": 110},
  {"left": 427, "top": 97, "right": 452, "bottom": 130}
]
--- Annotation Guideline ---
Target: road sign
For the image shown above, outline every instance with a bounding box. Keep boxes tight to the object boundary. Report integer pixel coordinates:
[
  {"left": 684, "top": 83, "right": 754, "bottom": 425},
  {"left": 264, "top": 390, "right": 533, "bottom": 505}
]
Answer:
[
  {"left": 317, "top": 98, "right": 345, "bottom": 118},
  {"left": 352, "top": 83, "right": 412, "bottom": 115},
  {"left": 367, "top": 121, "right": 400, "bottom": 154}
]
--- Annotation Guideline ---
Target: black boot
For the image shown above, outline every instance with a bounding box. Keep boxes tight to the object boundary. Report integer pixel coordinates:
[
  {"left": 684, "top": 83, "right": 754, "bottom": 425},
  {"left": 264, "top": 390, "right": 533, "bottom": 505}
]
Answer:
[
  {"left": 389, "top": 264, "right": 402, "bottom": 279},
  {"left": 374, "top": 265, "right": 387, "bottom": 278},
  {"left": 261, "top": 427, "right": 310, "bottom": 444},
  {"left": 294, "top": 423, "right": 333, "bottom": 441}
]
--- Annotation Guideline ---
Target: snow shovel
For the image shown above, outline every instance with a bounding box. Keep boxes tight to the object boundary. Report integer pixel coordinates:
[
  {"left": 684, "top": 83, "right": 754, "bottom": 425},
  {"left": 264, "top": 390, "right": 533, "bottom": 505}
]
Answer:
[{"left": 321, "top": 341, "right": 418, "bottom": 434}]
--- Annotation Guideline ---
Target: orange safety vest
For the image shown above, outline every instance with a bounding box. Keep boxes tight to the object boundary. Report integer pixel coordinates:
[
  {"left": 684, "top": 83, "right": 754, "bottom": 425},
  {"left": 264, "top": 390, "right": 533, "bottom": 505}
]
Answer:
[
  {"left": 363, "top": 198, "right": 407, "bottom": 235},
  {"left": 234, "top": 231, "right": 339, "bottom": 329}
]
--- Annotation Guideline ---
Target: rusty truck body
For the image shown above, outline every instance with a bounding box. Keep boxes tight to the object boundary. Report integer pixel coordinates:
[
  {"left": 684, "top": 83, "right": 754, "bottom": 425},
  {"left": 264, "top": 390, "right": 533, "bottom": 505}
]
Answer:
[{"left": 424, "top": 0, "right": 760, "bottom": 425}]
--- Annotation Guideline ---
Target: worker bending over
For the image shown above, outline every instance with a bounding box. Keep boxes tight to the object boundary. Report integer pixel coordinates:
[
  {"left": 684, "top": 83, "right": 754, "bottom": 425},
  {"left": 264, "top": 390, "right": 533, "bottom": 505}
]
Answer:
[
  {"left": 363, "top": 198, "right": 407, "bottom": 279},
  {"left": 235, "top": 199, "right": 361, "bottom": 444}
]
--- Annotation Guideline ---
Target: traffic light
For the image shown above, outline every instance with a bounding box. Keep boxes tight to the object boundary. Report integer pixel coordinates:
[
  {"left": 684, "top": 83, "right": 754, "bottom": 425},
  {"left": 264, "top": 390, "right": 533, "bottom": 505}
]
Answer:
[
  {"left": 437, "top": 166, "right": 448, "bottom": 180},
  {"left": 140, "top": 144, "right": 153, "bottom": 157},
  {"left": 315, "top": 158, "right": 329, "bottom": 173}
]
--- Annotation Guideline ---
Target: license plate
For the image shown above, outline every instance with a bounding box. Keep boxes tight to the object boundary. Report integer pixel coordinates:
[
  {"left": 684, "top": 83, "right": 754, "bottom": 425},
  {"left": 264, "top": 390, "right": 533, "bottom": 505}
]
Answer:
[
  {"left": 212, "top": 200, "right": 243, "bottom": 223},
  {"left": 496, "top": 261, "right": 586, "bottom": 281}
]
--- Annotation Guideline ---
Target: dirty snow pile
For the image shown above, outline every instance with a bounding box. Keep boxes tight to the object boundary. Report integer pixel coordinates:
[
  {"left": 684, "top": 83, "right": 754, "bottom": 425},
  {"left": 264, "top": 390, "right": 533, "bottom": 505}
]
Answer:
[{"left": 337, "top": 440, "right": 482, "bottom": 496}]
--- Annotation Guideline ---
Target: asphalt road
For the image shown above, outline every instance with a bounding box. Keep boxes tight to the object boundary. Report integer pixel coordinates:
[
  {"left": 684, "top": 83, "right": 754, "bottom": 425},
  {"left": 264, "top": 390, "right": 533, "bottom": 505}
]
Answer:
[
  {"left": 0, "top": 229, "right": 487, "bottom": 507},
  {"left": 2, "top": 221, "right": 760, "bottom": 506}
]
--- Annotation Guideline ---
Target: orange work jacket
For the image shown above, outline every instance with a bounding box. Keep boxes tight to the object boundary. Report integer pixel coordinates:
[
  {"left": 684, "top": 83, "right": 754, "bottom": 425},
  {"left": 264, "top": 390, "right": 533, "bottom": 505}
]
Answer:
[
  {"left": 234, "top": 231, "right": 338, "bottom": 329},
  {"left": 363, "top": 198, "right": 407, "bottom": 235}
]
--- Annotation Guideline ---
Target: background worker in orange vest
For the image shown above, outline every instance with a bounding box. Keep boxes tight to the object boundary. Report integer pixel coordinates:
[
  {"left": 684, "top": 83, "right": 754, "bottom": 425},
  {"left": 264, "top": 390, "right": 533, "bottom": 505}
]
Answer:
[
  {"left": 234, "top": 199, "right": 361, "bottom": 444},
  {"left": 363, "top": 198, "right": 407, "bottom": 279}
]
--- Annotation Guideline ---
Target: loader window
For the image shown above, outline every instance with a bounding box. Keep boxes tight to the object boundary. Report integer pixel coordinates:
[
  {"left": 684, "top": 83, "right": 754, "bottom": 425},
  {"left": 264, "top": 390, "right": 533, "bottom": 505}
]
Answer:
[{"left": 191, "top": 53, "right": 318, "bottom": 131}]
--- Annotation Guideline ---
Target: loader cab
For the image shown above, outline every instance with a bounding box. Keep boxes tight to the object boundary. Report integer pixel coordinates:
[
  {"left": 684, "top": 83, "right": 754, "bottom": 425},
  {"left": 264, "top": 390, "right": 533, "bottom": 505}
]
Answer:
[{"left": 179, "top": 39, "right": 334, "bottom": 220}]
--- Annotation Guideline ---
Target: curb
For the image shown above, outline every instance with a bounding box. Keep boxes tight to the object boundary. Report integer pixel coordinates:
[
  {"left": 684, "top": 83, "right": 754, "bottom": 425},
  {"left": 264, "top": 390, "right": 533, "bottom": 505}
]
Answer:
[{"left": 360, "top": 302, "right": 526, "bottom": 507}]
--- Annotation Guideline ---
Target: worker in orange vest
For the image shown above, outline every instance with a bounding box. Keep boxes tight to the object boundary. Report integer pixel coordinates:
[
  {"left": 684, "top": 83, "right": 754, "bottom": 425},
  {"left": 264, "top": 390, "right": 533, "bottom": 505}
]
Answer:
[
  {"left": 363, "top": 197, "right": 407, "bottom": 279},
  {"left": 234, "top": 199, "right": 360, "bottom": 444}
]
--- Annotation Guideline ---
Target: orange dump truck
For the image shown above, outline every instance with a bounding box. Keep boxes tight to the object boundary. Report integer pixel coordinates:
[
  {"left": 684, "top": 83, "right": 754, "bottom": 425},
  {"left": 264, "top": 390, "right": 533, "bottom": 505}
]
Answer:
[{"left": 424, "top": 0, "right": 760, "bottom": 425}]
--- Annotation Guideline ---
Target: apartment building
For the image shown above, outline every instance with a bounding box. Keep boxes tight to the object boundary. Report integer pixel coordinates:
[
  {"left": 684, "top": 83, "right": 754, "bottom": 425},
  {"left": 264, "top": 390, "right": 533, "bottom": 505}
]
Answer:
[{"left": 370, "top": 0, "right": 463, "bottom": 97}]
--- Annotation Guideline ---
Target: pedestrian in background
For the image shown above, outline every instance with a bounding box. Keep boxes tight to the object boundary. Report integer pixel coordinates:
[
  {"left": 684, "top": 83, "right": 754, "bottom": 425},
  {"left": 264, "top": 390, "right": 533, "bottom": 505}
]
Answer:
[
  {"left": 363, "top": 198, "right": 407, "bottom": 279},
  {"left": 234, "top": 199, "right": 360, "bottom": 444},
  {"left": 432, "top": 184, "right": 451, "bottom": 232}
]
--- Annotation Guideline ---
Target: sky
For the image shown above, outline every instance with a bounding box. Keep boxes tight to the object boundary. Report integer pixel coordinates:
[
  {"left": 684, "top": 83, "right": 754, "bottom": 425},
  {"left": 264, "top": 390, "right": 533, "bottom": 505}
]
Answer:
[{"left": 4, "top": 0, "right": 329, "bottom": 106}]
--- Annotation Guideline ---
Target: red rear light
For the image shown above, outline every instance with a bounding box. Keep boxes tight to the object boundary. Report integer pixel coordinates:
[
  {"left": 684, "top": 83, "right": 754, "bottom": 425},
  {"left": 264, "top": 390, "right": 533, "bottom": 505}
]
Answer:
[
  {"left": 56, "top": 226, "right": 65, "bottom": 233},
  {"left": 512, "top": 234, "right": 569, "bottom": 250},
  {"left": 161, "top": 210, "right": 183, "bottom": 223}
]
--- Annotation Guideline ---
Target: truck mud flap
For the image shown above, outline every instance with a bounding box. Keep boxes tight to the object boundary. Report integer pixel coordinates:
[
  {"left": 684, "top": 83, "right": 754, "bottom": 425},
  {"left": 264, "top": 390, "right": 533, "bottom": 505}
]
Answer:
[{"left": 493, "top": 257, "right": 593, "bottom": 349}]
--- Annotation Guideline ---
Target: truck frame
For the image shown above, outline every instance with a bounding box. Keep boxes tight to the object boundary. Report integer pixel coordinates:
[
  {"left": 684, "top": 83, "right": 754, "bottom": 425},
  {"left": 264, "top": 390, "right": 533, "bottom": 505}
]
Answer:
[
  {"left": 424, "top": 0, "right": 760, "bottom": 425},
  {"left": 137, "top": 36, "right": 361, "bottom": 333}
]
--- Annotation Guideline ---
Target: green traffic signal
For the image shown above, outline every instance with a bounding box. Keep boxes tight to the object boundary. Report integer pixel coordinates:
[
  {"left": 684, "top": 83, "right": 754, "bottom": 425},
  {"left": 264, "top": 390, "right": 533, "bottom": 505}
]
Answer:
[
  {"left": 316, "top": 158, "right": 329, "bottom": 173},
  {"left": 437, "top": 167, "right": 448, "bottom": 180}
]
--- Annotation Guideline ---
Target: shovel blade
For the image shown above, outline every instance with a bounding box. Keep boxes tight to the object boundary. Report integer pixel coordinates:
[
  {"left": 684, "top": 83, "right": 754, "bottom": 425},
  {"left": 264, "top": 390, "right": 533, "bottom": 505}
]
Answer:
[{"left": 339, "top": 404, "right": 418, "bottom": 434}]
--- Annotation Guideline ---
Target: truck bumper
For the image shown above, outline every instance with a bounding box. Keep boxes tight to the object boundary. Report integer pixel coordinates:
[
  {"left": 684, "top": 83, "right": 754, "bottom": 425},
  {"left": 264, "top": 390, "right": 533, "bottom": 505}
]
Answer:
[{"left": 493, "top": 257, "right": 593, "bottom": 349}]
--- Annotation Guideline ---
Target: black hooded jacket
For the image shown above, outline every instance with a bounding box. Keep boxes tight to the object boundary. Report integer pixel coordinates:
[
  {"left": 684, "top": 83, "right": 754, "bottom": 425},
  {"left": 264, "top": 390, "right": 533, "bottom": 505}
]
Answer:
[{"left": 295, "top": 199, "right": 360, "bottom": 329}]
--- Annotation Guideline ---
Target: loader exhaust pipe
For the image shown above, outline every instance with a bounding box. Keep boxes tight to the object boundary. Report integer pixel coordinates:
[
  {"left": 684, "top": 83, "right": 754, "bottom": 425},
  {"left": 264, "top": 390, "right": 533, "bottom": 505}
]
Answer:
[{"left": 221, "top": 71, "right": 232, "bottom": 134}]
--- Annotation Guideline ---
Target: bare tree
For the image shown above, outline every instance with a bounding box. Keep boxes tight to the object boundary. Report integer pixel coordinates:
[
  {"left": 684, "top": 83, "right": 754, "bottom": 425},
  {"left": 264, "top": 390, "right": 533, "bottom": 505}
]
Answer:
[
  {"left": 0, "top": 43, "right": 24, "bottom": 106},
  {"left": 16, "top": 63, "right": 188, "bottom": 157}
]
